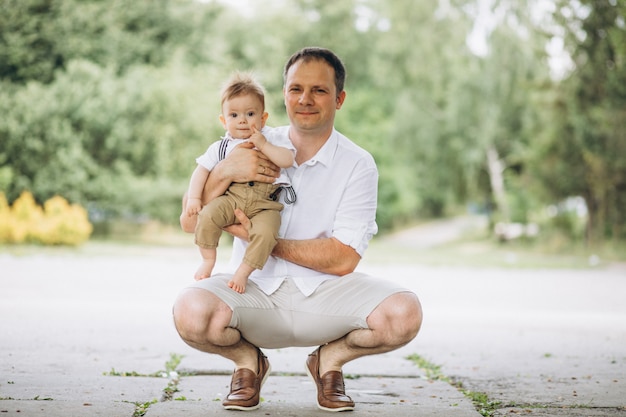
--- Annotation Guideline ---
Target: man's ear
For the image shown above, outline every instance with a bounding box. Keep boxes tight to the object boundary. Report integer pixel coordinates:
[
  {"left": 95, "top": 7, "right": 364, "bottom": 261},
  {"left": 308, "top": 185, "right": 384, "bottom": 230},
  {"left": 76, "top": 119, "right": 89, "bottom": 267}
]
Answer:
[{"left": 336, "top": 90, "right": 346, "bottom": 109}]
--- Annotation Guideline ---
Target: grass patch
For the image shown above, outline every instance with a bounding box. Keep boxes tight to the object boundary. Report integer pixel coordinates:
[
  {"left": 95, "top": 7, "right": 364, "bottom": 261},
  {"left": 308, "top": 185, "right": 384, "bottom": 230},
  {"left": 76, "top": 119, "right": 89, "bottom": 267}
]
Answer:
[
  {"left": 5, "top": 216, "right": 625, "bottom": 269},
  {"left": 367, "top": 234, "right": 621, "bottom": 269}
]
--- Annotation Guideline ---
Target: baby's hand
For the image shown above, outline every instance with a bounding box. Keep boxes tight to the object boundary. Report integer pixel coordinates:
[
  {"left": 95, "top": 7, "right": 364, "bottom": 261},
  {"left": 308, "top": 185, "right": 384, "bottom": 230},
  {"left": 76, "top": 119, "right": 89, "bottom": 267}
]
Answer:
[
  {"left": 186, "top": 198, "right": 202, "bottom": 216},
  {"left": 248, "top": 126, "right": 267, "bottom": 151}
]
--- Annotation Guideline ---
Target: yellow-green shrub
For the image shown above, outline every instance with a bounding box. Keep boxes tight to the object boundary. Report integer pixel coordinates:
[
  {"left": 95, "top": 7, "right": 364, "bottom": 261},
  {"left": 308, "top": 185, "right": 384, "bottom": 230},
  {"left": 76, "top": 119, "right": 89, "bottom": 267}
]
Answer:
[
  {"left": 8, "top": 191, "right": 43, "bottom": 243},
  {"left": 0, "top": 191, "right": 93, "bottom": 246},
  {"left": 0, "top": 193, "right": 11, "bottom": 243}
]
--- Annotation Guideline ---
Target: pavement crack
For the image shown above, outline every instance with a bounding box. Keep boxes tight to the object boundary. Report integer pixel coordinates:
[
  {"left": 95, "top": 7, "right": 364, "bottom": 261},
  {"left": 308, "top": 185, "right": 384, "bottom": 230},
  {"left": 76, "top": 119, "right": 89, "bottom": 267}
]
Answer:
[
  {"left": 104, "top": 353, "right": 186, "bottom": 416},
  {"left": 408, "top": 353, "right": 502, "bottom": 417}
]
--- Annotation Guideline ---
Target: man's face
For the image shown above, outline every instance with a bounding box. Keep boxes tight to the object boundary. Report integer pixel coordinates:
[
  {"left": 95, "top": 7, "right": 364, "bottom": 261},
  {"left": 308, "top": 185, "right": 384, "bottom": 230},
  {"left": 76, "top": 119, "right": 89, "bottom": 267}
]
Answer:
[
  {"left": 283, "top": 60, "right": 345, "bottom": 135},
  {"left": 220, "top": 94, "right": 268, "bottom": 139}
]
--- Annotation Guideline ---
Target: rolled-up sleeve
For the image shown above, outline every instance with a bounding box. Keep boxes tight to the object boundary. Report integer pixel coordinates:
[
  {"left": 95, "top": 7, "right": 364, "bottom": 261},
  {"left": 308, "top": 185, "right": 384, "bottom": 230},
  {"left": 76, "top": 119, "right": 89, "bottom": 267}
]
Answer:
[{"left": 332, "top": 162, "right": 379, "bottom": 256}]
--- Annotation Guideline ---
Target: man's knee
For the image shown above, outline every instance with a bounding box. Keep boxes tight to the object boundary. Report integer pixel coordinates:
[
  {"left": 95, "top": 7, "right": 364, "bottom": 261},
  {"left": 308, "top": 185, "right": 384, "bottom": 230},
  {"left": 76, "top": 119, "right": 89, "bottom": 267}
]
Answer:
[
  {"left": 399, "top": 292, "right": 423, "bottom": 339},
  {"left": 373, "top": 292, "right": 422, "bottom": 343},
  {"left": 173, "top": 290, "right": 200, "bottom": 339},
  {"left": 173, "top": 288, "right": 224, "bottom": 342}
]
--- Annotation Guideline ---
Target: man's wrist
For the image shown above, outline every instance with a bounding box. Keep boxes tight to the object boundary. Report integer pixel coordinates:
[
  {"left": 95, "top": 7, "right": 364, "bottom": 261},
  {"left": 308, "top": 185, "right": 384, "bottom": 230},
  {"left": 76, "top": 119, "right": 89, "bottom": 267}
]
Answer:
[
  {"left": 212, "top": 159, "right": 230, "bottom": 182},
  {"left": 271, "top": 238, "right": 285, "bottom": 258}
]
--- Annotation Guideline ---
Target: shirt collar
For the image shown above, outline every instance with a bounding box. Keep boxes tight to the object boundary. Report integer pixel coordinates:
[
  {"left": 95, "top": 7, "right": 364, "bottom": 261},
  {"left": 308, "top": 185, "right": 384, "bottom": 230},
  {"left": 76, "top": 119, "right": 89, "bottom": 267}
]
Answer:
[{"left": 303, "top": 129, "right": 338, "bottom": 167}]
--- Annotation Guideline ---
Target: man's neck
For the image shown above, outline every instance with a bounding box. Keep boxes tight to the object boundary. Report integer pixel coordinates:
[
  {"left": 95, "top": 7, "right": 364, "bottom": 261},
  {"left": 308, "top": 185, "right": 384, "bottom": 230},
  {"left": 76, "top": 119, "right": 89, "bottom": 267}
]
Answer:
[{"left": 289, "top": 127, "right": 333, "bottom": 165}]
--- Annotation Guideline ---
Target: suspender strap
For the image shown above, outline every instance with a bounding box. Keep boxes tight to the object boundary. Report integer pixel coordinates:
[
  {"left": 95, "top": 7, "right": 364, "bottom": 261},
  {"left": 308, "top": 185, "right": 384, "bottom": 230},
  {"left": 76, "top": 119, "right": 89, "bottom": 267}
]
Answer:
[
  {"left": 218, "top": 137, "right": 229, "bottom": 161},
  {"left": 269, "top": 186, "right": 297, "bottom": 205},
  {"left": 283, "top": 186, "right": 297, "bottom": 204}
]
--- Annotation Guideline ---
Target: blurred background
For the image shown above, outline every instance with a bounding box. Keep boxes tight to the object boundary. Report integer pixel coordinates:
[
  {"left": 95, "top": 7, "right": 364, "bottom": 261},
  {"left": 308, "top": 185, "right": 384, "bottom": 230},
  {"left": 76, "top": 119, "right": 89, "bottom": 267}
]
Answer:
[{"left": 0, "top": 0, "right": 624, "bottom": 262}]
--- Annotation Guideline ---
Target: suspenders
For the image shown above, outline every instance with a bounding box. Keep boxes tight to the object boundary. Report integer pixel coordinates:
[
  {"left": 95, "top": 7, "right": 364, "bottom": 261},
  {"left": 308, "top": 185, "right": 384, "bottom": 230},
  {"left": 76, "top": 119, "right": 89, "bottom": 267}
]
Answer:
[
  {"left": 218, "top": 137, "right": 229, "bottom": 161},
  {"left": 218, "top": 138, "right": 297, "bottom": 205}
]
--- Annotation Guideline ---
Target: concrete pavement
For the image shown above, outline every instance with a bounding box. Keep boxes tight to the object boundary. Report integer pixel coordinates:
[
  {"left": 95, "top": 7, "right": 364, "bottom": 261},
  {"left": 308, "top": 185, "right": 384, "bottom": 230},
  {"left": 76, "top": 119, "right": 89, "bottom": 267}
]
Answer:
[{"left": 1, "top": 241, "right": 625, "bottom": 416}]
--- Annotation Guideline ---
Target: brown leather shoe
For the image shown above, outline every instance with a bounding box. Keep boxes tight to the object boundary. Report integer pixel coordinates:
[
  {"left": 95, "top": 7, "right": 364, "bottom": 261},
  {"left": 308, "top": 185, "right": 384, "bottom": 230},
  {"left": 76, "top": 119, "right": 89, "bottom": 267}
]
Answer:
[
  {"left": 306, "top": 346, "right": 355, "bottom": 412},
  {"left": 223, "top": 348, "right": 270, "bottom": 411}
]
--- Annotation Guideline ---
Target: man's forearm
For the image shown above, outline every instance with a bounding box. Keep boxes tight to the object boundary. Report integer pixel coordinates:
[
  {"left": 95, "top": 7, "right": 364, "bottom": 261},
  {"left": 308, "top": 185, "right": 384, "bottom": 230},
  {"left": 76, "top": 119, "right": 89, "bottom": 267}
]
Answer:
[
  {"left": 202, "top": 144, "right": 279, "bottom": 205},
  {"left": 201, "top": 162, "right": 232, "bottom": 205},
  {"left": 272, "top": 237, "right": 361, "bottom": 276}
]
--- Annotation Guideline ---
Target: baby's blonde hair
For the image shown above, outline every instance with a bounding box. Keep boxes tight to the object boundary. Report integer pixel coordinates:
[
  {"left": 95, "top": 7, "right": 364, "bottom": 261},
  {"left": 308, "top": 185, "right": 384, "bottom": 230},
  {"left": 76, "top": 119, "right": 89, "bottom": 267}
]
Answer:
[{"left": 220, "top": 72, "right": 265, "bottom": 109}]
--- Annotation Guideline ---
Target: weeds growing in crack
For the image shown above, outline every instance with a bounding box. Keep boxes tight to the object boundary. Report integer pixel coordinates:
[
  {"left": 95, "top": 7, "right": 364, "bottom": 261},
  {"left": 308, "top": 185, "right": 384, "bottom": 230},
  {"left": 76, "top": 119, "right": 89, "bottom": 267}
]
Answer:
[
  {"left": 464, "top": 390, "right": 501, "bottom": 416},
  {"left": 407, "top": 354, "right": 501, "bottom": 417},
  {"left": 164, "top": 353, "right": 184, "bottom": 374},
  {"left": 132, "top": 399, "right": 157, "bottom": 417},
  {"left": 0, "top": 396, "right": 53, "bottom": 401},
  {"left": 103, "top": 353, "right": 186, "bottom": 378},
  {"left": 107, "top": 353, "right": 187, "bottom": 415},
  {"left": 160, "top": 371, "right": 181, "bottom": 402},
  {"left": 407, "top": 354, "right": 445, "bottom": 381}
]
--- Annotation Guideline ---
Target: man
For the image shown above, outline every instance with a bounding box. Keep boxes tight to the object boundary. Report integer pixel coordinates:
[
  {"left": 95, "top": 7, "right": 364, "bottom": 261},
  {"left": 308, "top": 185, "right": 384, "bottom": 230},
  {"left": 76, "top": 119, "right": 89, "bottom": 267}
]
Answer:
[{"left": 174, "top": 47, "right": 422, "bottom": 412}]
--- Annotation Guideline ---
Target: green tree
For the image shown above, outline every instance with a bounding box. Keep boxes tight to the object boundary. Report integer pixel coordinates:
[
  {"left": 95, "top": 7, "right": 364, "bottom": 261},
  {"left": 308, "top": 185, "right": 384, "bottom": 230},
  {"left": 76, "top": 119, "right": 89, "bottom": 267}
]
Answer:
[
  {"left": 469, "top": 20, "right": 551, "bottom": 225},
  {"left": 0, "top": 0, "right": 194, "bottom": 84},
  {"left": 0, "top": 60, "right": 215, "bottom": 222},
  {"left": 538, "top": 0, "right": 626, "bottom": 242},
  {"left": 371, "top": 1, "right": 475, "bottom": 220},
  {"left": 2, "top": 0, "right": 623, "bottom": 244},
  {"left": 0, "top": 0, "right": 60, "bottom": 83}
]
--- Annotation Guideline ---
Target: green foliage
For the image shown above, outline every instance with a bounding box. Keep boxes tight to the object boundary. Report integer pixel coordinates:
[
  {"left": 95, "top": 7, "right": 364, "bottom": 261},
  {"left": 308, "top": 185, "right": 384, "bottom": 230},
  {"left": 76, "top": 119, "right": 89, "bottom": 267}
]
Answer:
[
  {"left": 0, "top": 0, "right": 195, "bottom": 84},
  {"left": 0, "top": 59, "right": 215, "bottom": 223},
  {"left": 1, "top": 0, "right": 624, "bottom": 245},
  {"left": 534, "top": 0, "right": 626, "bottom": 242}
]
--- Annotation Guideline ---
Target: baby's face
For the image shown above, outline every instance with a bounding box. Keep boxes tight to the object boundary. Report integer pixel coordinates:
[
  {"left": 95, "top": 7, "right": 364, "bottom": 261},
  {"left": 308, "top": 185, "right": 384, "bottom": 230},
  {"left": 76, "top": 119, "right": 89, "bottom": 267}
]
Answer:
[{"left": 220, "top": 94, "right": 267, "bottom": 139}]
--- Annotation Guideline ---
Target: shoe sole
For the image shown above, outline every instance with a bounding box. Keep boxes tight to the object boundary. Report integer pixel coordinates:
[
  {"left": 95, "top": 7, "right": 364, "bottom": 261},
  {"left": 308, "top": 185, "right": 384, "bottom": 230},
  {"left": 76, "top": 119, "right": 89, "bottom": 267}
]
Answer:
[
  {"left": 223, "top": 363, "right": 271, "bottom": 411},
  {"left": 305, "top": 363, "right": 355, "bottom": 412}
]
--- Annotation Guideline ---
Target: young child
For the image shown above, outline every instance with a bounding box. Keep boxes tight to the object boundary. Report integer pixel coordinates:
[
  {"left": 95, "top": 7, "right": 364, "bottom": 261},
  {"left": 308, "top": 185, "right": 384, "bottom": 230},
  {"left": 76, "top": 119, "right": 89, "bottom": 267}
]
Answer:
[{"left": 184, "top": 72, "right": 295, "bottom": 293}]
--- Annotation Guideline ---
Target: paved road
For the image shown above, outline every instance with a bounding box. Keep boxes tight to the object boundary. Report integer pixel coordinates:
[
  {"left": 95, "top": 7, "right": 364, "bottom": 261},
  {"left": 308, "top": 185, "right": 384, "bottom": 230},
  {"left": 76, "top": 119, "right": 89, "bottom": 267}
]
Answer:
[{"left": 1, "top": 239, "right": 625, "bottom": 416}]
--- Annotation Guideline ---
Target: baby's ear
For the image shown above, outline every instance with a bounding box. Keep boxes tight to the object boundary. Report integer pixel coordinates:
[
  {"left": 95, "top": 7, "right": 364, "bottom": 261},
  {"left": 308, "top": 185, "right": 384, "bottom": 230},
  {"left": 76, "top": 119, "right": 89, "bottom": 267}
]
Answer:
[
  {"left": 261, "top": 111, "right": 269, "bottom": 126},
  {"left": 219, "top": 114, "right": 227, "bottom": 128}
]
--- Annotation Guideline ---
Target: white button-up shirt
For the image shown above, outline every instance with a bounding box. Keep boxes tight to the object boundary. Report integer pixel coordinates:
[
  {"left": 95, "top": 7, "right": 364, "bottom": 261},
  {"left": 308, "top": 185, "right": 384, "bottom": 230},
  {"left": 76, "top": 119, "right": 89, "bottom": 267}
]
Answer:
[{"left": 228, "top": 126, "right": 379, "bottom": 296}]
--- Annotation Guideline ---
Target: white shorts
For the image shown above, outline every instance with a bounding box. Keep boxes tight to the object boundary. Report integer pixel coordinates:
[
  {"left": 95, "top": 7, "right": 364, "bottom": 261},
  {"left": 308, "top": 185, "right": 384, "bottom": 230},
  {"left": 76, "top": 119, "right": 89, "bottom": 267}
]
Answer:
[{"left": 188, "top": 273, "right": 411, "bottom": 348}]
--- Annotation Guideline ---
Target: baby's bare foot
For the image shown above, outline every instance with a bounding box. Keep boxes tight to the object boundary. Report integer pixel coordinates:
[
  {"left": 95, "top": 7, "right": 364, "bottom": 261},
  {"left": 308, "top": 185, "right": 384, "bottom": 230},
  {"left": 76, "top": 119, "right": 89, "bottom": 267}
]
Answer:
[
  {"left": 228, "top": 279, "right": 246, "bottom": 294},
  {"left": 194, "top": 261, "right": 214, "bottom": 281}
]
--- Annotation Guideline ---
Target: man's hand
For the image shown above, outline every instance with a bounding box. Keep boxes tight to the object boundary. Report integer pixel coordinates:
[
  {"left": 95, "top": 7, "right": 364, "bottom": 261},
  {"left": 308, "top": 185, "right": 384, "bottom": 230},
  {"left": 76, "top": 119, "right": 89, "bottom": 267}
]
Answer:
[
  {"left": 198, "top": 142, "right": 281, "bottom": 206},
  {"left": 218, "top": 142, "right": 280, "bottom": 184},
  {"left": 223, "top": 209, "right": 252, "bottom": 241}
]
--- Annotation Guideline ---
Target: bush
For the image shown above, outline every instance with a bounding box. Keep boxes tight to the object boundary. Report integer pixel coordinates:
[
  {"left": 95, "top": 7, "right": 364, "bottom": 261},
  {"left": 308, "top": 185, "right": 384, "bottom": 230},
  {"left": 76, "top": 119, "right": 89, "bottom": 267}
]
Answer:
[
  {"left": 0, "top": 193, "right": 11, "bottom": 242},
  {"left": 0, "top": 191, "right": 92, "bottom": 246}
]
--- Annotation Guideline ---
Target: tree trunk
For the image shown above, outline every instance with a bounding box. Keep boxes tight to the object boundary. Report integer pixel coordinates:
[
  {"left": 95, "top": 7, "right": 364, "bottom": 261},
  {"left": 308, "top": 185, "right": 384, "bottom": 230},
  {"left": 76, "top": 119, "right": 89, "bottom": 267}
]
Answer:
[{"left": 486, "top": 146, "right": 509, "bottom": 222}]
